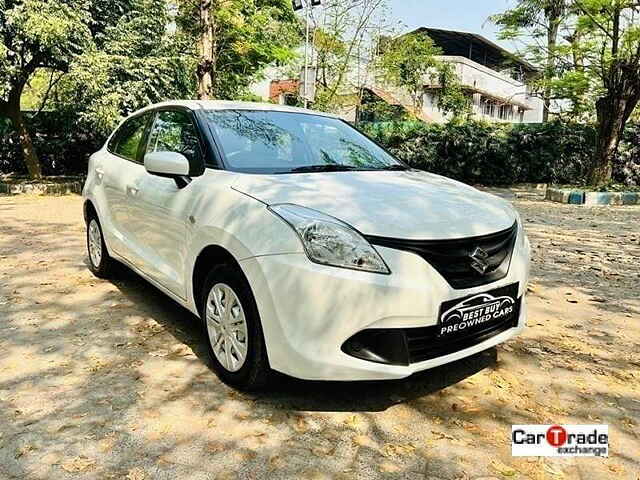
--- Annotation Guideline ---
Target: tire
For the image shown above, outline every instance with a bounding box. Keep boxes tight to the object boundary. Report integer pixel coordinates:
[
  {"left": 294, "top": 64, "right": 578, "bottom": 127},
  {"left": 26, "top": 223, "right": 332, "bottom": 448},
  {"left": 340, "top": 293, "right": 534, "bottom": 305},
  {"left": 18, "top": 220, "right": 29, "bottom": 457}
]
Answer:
[
  {"left": 200, "top": 264, "right": 271, "bottom": 391},
  {"left": 86, "top": 215, "right": 114, "bottom": 278}
]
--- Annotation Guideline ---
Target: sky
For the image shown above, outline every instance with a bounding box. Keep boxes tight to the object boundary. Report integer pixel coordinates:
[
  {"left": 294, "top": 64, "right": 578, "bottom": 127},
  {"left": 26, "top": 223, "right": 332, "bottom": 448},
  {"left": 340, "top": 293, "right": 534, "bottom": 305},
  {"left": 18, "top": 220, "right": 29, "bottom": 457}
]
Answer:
[{"left": 390, "top": 0, "right": 517, "bottom": 50}]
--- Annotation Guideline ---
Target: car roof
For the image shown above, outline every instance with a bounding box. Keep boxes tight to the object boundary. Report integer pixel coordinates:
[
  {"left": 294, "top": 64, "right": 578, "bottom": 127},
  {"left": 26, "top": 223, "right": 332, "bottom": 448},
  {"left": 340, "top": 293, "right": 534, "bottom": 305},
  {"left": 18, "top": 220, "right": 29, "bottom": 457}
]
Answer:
[{"left": 132, "top": 100, "right": 339, "bottom": 118}]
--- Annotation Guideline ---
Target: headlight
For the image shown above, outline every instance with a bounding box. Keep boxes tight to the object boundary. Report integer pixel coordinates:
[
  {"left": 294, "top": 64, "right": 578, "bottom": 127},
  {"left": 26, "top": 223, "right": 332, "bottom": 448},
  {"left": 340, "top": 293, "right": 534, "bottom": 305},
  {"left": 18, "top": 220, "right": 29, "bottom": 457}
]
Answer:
[{"left": 268, "top": 204, "right": 390, "bottom": 274}]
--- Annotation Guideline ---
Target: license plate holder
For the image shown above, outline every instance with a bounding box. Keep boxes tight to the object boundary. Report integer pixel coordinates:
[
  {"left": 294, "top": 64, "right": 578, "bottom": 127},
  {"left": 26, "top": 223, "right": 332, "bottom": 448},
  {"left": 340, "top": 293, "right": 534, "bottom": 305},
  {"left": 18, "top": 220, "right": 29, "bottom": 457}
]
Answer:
[{"left": 437, "top": 283, "right": 520, "bottom": 339}]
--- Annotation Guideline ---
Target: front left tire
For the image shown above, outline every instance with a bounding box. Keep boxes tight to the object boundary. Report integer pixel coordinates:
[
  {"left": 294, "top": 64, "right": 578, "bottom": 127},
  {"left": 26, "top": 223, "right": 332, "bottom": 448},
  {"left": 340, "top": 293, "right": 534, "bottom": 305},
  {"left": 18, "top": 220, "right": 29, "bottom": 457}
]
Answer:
[{"left": 200, "top": 264, "right": 271, "bottom": 391}]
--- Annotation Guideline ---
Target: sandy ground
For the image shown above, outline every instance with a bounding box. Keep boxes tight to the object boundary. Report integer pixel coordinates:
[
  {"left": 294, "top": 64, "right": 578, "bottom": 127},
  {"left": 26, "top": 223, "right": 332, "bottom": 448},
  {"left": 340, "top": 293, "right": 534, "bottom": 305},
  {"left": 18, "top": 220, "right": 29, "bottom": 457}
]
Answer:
[{"left": 0, "top": 193, "right": 638, "bottom": 480}]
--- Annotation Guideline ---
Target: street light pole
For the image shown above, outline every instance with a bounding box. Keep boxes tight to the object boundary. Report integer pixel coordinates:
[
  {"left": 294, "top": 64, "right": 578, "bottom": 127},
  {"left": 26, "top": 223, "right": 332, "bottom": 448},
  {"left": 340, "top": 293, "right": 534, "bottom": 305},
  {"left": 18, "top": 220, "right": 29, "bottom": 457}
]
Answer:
[{"left": 303, "top": 0, "right": 310, "bottom": 108}]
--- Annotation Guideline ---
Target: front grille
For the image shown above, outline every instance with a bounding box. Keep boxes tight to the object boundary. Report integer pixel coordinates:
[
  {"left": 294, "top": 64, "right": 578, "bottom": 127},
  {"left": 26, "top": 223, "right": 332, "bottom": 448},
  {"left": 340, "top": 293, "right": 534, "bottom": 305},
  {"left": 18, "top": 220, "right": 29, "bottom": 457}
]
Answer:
[{"left": 366, "top": 222, "right": 517, "bottom": 289}]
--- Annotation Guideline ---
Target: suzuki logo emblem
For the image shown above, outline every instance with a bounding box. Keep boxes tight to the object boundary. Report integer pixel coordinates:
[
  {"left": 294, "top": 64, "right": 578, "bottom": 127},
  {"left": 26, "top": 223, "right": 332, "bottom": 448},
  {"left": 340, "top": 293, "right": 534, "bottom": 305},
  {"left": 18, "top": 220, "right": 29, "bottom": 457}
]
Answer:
[{"left": 469, "top": 247, "right": 489, "bottom": 274}]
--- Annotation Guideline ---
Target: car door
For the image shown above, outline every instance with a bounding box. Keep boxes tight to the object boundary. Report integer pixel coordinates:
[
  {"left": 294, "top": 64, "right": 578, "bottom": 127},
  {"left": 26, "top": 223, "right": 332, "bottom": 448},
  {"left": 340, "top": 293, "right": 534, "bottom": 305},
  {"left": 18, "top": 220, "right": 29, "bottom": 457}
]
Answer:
[
  {"left": 126, "top": 108, "right": 205, "bottom": 299},
  {"left": 99, "top": 113, "right": 153, "bottom": 257}
]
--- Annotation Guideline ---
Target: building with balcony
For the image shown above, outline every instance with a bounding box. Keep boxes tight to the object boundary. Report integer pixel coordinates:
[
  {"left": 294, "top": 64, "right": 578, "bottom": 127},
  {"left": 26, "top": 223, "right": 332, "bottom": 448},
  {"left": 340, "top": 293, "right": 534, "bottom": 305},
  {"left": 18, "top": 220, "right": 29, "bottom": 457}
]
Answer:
[
  {"left": 249, "top": 27, "right": 544, "bottom": 124},
  {"left": 363, "top": 28, "right": 544, "bottom": 124}
]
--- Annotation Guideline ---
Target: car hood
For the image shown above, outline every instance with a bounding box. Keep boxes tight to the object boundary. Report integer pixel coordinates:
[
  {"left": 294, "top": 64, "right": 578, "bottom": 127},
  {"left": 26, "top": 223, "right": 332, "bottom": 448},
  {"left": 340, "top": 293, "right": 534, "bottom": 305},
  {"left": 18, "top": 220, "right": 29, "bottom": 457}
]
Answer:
[{"left": 232, "top": 170, "right": 517, "bottom": 240}]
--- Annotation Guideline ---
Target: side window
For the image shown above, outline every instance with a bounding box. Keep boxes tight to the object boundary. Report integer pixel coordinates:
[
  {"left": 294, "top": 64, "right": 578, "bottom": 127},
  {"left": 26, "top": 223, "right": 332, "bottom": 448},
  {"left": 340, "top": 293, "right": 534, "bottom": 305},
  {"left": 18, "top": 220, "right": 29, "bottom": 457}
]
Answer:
[
  {"left": 111, "top": 115, "right": 149, "bottom": 161},
  {"left": 146, "top": 110, "right": 203, "bottom": 172}
]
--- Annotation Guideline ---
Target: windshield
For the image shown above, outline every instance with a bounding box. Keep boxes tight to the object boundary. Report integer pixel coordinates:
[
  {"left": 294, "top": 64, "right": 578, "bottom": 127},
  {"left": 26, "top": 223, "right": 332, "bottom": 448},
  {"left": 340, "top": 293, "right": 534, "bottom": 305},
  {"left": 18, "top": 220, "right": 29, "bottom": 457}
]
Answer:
[{"left": 204, "top": 110, "right": 406, "bottom": 173}]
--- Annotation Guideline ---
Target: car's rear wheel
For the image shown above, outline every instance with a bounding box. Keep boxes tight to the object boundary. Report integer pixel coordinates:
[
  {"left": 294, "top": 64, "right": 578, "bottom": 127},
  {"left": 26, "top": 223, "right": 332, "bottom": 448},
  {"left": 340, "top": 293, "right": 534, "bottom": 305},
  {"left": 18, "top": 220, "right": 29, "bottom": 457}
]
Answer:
[
  {"left": 86, "top": 216, "right": 114, "bottom": 278},
  {"left": 201, "top": 264, "right": 270, "bottom": 391}
]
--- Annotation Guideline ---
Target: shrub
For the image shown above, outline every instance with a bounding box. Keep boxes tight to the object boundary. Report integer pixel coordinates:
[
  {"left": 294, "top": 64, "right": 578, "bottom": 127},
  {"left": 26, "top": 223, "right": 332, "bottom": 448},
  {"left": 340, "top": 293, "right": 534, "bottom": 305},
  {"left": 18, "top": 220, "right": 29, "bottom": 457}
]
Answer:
[
  {"left": 1, "top": 112, "right": 639, "bottom": 186},
  {"left": 616, "top": 123, "right": 640, "bottom": 186},
  {"left": 363, "top": 119, "right": 638, "bottom": 186},
  {"left": 0, "top": 111, "right": 106, "bottom": 177}
]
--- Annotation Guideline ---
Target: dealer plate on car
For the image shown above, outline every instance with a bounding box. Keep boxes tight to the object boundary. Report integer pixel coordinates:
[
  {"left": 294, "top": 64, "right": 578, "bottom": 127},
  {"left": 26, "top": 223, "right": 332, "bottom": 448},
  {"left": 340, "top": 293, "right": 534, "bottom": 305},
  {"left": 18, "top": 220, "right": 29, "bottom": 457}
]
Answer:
[{"left": 438, "top": 282, "right": 519, "bottom": 339}]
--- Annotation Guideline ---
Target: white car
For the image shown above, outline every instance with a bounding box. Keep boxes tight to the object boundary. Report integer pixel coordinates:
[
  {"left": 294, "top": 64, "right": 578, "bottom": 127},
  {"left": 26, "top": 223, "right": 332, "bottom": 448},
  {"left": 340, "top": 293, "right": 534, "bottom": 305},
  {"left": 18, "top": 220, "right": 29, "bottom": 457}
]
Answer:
[{"left": 83, "top": 101, "right": 530, "bottom": 390}]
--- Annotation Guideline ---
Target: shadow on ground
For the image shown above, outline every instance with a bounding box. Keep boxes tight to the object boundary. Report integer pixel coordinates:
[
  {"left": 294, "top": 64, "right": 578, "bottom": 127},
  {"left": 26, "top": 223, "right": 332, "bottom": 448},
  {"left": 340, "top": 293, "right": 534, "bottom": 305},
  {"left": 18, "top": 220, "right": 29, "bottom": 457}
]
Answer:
[
  {"left": 1, "top": 195, "right": 639, "bottom": 479},
  {"left": 109, "top": 263, "right": 497, "bottom": 413}
]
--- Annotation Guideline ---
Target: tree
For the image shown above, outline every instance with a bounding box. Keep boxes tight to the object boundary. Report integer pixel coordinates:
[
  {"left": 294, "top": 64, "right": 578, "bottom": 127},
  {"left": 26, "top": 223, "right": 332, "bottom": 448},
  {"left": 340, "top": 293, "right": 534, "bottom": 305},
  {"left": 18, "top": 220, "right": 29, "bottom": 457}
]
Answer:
[
  {"left": 0, "top": 0, "right": 188, "bottom": 177},
  {"left": 376, "top": 32, "right": 470, "bottom": 119},
  {"left": 53, "top": 0, "right": 194, "bottom": 135},
  {"left": 574, "top": 0, "right": 640, "bottom": 184},
  {"left": 492, "top": 0, "right": 640, "bottom": 185},
  {"left": 176, "top": 0, "right": 300, "bottom": 100},
  {"left": 308, "top": 0, "right": 396, "bottom": 112},
  {"left": 492, "top": 1, "right": 568, "bottom": 122},
  {"left": 0, "top": 0, "right": 92, "bottom": 178}
]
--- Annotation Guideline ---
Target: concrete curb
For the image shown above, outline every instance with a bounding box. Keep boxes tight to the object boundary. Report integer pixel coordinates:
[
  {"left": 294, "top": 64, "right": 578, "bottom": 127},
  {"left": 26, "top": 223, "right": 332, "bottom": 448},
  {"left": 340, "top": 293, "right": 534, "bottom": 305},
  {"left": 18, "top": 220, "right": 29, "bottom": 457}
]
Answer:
[
  {"left": 0, "top": 180, "right": 83, "bottom": 195},
  {"left": 546, "top": 187, "right": 639, "bottom": 205}
]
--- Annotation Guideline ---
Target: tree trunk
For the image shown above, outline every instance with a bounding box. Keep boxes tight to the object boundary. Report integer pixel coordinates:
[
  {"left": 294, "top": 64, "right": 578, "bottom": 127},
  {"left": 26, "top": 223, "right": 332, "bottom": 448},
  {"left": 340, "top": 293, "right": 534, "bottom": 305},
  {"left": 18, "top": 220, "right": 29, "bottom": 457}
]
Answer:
[
  {"left": 591, "top": 97, "right": 619, "bottom": 185},
  {"left": 1, "top": 93, "right": 42, "bottom": 179},
  {"left": 197, "top": 0, "right": 215, "bottom": 99},
  {"left": 589, "top": 91, "right": 638, "bottom": 185},
  {"left": 543, "top": 10, "right": 561, "bottom": 123}
]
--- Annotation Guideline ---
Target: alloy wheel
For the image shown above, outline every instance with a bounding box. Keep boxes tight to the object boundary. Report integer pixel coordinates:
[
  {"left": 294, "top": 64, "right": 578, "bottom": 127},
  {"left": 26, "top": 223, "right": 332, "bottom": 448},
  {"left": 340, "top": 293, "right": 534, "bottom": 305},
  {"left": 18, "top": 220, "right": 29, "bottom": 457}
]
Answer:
[
  {"left": 205, "top": 283, "right": 248, "bottom": 372},
  {"left": 88, "top": 219, "right": 103, "bottom": 268}
]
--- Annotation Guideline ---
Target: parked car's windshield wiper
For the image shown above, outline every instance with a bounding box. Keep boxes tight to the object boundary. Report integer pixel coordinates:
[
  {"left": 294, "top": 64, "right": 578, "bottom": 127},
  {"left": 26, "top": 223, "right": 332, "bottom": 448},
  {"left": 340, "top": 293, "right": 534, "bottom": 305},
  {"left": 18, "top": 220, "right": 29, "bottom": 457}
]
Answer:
[
  {"left": 377, "top": 164, "right": 410, "bottom": 171},
  {"left": 289, "top": 164, "right": 409, "bottom": 173},
  {"left": 289, "top": 164, "right": 361, "bottom": 173}
]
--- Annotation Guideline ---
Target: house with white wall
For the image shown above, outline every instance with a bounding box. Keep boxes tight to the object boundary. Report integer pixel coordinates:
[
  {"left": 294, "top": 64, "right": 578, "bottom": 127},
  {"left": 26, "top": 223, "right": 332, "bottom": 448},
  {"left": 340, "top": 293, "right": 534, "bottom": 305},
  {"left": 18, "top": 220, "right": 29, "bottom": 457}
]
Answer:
[
  {"left": 404, "top": 28, "right": 544, "bottom": 123},
  {"left": 360, "top": 28, "right": 544, "bottom": 123},
  {"left": 251, "top": 27, "right": 544, "bottom": 124}
]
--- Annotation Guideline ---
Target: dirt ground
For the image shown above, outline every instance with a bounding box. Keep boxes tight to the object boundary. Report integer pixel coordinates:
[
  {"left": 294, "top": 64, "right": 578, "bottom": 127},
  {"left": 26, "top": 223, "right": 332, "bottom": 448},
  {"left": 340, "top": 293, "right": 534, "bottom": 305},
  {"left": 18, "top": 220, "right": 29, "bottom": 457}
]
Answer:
[{"left": 0, "top": 193, "right": 638, "bottom": 480}]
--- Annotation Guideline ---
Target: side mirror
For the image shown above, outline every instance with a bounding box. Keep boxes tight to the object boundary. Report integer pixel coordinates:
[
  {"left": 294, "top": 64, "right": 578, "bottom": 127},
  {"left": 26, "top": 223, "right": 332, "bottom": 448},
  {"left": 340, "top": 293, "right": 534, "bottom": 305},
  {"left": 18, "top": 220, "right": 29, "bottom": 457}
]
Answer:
[{"left": 144, "top": 151, "right": 190, "bottom": 177}]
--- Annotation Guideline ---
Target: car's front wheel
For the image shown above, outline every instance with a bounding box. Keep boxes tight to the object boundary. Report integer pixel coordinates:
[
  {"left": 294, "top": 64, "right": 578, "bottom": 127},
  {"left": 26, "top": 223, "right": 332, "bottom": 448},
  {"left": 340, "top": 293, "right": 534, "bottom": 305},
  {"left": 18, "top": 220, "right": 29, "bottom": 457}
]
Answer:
[
  {"left": 86, "top": 216, "right": 115, "bottom": 278},
  {"left": 201, "top": 264, "right": 271, "bottom": 390}
]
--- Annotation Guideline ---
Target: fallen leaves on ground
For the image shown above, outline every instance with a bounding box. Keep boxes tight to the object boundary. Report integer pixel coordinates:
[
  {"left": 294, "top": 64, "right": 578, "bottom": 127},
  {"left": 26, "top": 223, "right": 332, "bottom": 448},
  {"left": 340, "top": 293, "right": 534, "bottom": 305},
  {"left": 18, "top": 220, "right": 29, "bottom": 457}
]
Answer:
[
  {"left": 126, "top": 467, "right": 147, "bottom": 480},
  {"left": 148, "top": 349, "right": 169, "bottom": 357},
  {"left": 381, "top": 443, "right": 416, "bottom": 457},
  {"left": 490, "top": 459, "right": 517, "bottom": 477},
  {"left": 60, "top": 456, "right": 96, "bottom": 473}
]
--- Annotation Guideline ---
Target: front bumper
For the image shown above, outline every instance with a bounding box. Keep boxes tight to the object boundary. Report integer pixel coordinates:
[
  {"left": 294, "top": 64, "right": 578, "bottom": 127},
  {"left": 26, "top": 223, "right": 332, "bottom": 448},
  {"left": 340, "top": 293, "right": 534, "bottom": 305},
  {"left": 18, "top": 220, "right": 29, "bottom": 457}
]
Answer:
[{"left": 240, "top": 234, "right": 530, "bottom": 381}]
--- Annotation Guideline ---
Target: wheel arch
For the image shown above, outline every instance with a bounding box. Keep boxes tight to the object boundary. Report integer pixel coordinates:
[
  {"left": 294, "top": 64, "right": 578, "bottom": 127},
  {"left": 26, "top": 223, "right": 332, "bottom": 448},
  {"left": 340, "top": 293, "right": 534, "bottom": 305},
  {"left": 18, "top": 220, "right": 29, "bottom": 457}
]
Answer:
[
  {"left": 83, "top": 199, "right": 98, "bottom": 223},
  {"left": 191, "top": 244, "right": 245, "bottom": 317}
]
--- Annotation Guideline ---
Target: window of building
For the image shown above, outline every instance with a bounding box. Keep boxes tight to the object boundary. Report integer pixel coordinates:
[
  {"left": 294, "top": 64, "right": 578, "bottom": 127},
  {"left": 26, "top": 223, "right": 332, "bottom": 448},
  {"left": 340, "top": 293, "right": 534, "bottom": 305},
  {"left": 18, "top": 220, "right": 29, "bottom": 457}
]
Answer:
[
  {"left": 481, "top": 97, "right": 497, "bottom": 117},
  {"left": 282, "top": 93, "right": 298, "bottom": 106},
  {"left": 498, "top": 104, "right": 514, "bottom": 121}
]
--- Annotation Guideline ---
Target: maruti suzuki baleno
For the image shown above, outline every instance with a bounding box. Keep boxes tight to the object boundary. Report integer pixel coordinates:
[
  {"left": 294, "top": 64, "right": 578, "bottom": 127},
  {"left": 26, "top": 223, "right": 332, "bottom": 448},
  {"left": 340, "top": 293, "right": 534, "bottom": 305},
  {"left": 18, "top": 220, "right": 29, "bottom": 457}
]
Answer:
[{"left": 83, "top": 101, "right": 531, "bottom": 390}]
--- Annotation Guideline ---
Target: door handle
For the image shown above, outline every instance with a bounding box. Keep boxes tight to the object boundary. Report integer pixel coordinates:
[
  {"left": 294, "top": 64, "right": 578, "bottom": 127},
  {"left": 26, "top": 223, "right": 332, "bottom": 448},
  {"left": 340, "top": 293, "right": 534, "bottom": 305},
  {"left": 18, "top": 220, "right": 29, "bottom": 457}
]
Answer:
[
  {"left": 95, "top": 167, "right": 104, "bottom": 179},
  {"left": 127, "top": 185, "right": 139, "bottom": 196}
]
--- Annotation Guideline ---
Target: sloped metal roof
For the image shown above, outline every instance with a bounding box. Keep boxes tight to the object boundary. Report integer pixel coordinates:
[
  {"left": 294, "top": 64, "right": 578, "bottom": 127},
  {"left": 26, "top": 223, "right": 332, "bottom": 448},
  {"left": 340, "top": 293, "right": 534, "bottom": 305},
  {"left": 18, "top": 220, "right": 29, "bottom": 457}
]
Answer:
[{"left": 409, "top": 27, "right": 538, "bottom": 73}]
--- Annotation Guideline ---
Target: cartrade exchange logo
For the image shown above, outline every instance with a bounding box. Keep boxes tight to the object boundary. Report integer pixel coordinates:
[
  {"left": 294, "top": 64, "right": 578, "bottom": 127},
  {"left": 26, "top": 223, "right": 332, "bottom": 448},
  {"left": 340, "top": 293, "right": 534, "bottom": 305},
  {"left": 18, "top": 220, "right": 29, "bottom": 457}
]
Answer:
[{"left": 512, "top": 425, "right": 608, "bottom": 457}]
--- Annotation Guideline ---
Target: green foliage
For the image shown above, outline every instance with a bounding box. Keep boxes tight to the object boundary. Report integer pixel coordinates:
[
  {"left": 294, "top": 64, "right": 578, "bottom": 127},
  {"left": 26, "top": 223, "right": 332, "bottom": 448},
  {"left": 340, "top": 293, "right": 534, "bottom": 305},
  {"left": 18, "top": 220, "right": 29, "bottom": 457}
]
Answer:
[
  {"left": 358, "top": 88, "right": 412, "bottom": 123},
  {"left": 436, "top": 63, "right": 471, "bottom": 120},
  {"left": 176, "top": 0, "right": 299, "bottom": 99},
  {"left": 308, "top": 0, "right": 395, "bottom": 112},
  {"left": 492, "top": 0, "right": 640, "bottom": 184},
  {"left": 0, "top": 111, "right": 105, "bottom": 175},
  {"left": 1, "top": 0, "right": 198, "bottom": 178},
  {"left": 617, "top": 123, "right": 640, "bottom": 186},
  {"left": 314, "top": 28, "right": 346, "bottom": 59},
  {"left": 0, "top": 0, "right": 92, "bottom": 98},
  {"left": 376, "top": 32, "right": 470, "bottom": 118},
  {"left": 493, "top": 0, "right": 640, "bottom": 121},
  {"left": 376, "top": 32, "right": 440, "bottom": 108},
  {"left": 49, "top": 0, "right": 194, "bottom": 135},
  {"left": 3, "top": 112, "right": 638, "bottom": 188},
  {"left": 57, "top": 54, "right": 194, "bottom": 136},
  {"left": 361, "top": 119, "right": 640, "bottom": 186}
]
